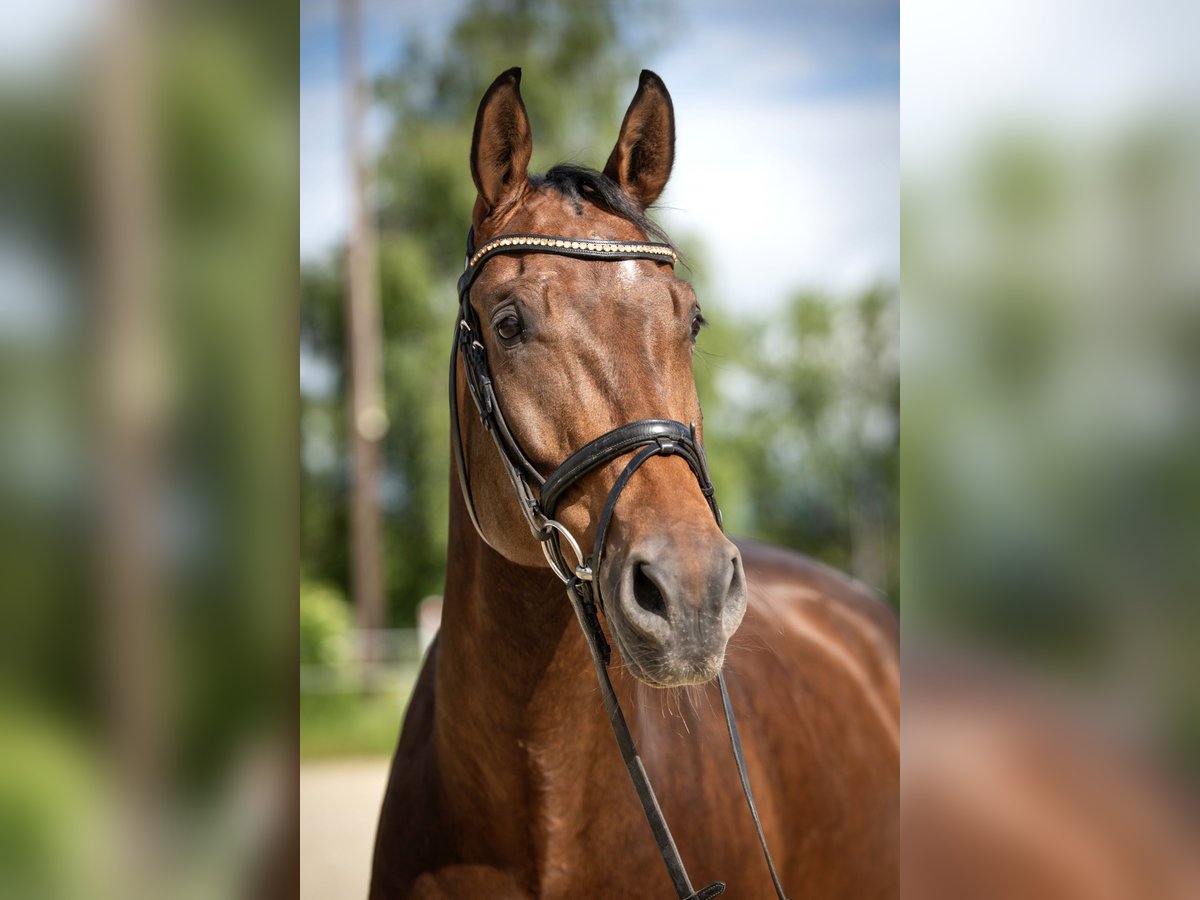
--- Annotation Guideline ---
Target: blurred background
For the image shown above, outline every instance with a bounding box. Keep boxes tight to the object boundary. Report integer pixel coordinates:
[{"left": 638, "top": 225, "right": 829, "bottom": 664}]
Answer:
[
  {"left": 904, "top": 0, "right": 1200, "bottom": 769},
  {"left": 1, "top": 0, "right": 297, "bottom": 897},
  {"left": 903, "top": 0, "right": 1200, "bottom": 896}
]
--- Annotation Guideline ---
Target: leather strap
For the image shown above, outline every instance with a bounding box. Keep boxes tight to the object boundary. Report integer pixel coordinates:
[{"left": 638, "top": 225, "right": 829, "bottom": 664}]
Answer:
[
  {"left": 539, "top": 426, "right": 720, "bottom": 603},
  {"left": 560, "top": 442, "right": 786, "bottom": 900},
  {"left": 457, "top": 302, "right": 545, "bottom": 486},
  {"left": 564, "top": 575, "right": 723, "bottom": 900},
  {"left": 719, "top": 673, "right": 789, "bottom": 899},
  {"left": 448, "top": 329, "right": 488, "bottom": 543},
  {"left": 540, "top": 420, "right": 713, "bottom": 520},
  {"left": 590, "top": 444, "right": 663, "bottom": 590}
]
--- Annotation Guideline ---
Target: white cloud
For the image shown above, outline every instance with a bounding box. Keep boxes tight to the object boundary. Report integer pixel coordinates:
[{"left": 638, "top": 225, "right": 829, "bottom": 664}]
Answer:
[
  {"left": 660, "top": 94, "right": 897, "bottom": 312},
  {"left": 651, "top": 10, "right": 898, "bottom": 312}
]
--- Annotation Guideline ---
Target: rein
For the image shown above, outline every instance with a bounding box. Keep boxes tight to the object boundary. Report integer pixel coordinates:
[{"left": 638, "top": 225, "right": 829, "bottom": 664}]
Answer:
[{"left": 449, "top": 228, "right": 789, "bottom": 900}]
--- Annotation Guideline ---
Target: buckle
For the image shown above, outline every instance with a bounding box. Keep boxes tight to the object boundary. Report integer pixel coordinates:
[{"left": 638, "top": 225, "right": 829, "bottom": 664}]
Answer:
[{"left": 537, "top": 517, "right": 588, "bottom": 585}]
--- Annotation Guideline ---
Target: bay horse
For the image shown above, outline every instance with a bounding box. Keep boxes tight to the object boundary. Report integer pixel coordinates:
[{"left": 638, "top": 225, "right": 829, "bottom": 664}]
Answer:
[{"left": 370, "top": 68, "right": 899, "bottom": 899}]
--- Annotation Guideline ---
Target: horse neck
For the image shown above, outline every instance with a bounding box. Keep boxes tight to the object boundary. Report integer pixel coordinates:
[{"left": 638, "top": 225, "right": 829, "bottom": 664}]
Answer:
[{"left": 432, "top": 485, "right": 618, "bottom": 863}]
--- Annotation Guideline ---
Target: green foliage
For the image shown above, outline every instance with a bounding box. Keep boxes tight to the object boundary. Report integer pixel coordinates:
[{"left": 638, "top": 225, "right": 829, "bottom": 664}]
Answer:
[
  {"left": 300, "top": 687, "right": 415, "bottom": 760},
  {"left": 299, "top": 580, "right": 351, "bottom": 667},
  {"left": 0, "top": 705, "right": 99, "bottom": 897},
  {"left": 702, "top": 285, "right": 900, "bottom": 601}
]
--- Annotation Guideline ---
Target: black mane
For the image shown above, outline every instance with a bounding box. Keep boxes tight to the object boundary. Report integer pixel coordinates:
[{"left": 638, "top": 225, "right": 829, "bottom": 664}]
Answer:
[{"left": 529, "top": 163, "right": 674, "bottom": 248}]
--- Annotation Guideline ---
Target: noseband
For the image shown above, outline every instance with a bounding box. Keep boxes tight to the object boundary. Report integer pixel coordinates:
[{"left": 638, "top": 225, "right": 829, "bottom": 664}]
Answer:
[{"left": 450, "top": 228, "right": 788, "bottom": 900}]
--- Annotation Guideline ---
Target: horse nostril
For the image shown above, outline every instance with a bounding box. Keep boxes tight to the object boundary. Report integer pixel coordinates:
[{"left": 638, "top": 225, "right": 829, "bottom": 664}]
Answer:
[{"left": 632, "top": 562, "right": 668, "bottom": 620}]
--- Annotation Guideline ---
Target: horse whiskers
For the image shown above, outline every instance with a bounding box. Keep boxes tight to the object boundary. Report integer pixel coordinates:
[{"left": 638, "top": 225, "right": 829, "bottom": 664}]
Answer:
[
  {"left": 684, "top": 682, "right": 709, "bottom": 722},
  {"left": 726, "top": 630, "right": 771, "bottom": 658},
  {"left": 676, "top": 691, "right": 691, "bottom": 734}
]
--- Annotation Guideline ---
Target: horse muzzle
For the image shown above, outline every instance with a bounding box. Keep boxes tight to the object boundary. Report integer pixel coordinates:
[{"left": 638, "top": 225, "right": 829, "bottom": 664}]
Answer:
[{"left": 605, "top": 529, "right": 747, "bottom": 687}]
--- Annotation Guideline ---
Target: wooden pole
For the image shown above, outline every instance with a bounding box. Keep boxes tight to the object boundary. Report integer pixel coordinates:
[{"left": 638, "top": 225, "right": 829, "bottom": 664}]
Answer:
[
  {"left": 340, "top": 0, "right": 387, "bottom": 684},
  {"left": 94, "top": 0, "right": 164, "bottom": 886}
]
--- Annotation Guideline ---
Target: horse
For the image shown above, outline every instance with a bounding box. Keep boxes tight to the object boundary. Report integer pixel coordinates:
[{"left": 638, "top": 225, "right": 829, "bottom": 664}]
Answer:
[{"left": 369, "top": 68, "right": 899, "bottom": 899}]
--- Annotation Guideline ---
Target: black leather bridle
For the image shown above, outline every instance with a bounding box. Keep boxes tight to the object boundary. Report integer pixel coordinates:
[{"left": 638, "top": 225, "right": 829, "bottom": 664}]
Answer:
[{"left": 450, "top": 228, "right": 788, "bottom": 900}]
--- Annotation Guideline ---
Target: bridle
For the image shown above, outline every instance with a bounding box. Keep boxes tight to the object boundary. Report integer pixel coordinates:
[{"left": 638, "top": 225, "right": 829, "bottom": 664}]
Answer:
[{"left": 450, "top": 228, "right": 788, "bottom": 900}]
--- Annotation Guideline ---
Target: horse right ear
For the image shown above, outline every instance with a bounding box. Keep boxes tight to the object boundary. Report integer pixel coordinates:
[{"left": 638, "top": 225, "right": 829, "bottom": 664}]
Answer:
[
  {"left": 470, "top": 68, "right": 533, "bottom": 216},
  {"left": 603, "top": 70, "right": 675, "bottom": 209}
]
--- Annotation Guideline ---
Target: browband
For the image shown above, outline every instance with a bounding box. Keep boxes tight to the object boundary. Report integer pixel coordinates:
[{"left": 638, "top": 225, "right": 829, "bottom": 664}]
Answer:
[{"left": 459, "top": 232, "right": 677, "bottom": 297}]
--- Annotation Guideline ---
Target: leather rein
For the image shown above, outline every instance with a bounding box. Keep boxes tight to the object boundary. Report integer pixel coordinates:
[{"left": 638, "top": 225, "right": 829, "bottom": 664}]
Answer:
[{"left": 449, "top": 228, "right": 788, "bottom": 900}]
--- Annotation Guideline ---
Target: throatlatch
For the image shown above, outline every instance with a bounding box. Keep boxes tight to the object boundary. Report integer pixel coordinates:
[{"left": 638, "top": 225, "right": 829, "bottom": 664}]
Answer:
[{"left": 450, "top": 227, "right": 788, "bottom": 900}]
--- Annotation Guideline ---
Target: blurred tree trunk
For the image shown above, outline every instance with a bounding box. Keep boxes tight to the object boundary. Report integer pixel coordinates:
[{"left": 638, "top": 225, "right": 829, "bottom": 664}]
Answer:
[
  {"left": 341, "top": 0, "right": 386, "bottom": 685},
  {"left": 94, "top": 0, "right": 165, "bottom": 887}
]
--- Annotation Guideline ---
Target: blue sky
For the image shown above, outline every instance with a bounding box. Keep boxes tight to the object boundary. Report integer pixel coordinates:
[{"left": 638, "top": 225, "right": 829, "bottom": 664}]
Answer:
[{"left": 300, "top": 0, "right": 899, "bottom": 311}]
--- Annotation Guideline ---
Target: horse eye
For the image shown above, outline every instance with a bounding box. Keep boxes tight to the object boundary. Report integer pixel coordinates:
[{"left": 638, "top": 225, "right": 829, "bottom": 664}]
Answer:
[
  {"left": 495, "top": 314, "right": 523, "bottom": 344},
  {"left": 690, "top": 310, "right": 707, "bottom": 342}
]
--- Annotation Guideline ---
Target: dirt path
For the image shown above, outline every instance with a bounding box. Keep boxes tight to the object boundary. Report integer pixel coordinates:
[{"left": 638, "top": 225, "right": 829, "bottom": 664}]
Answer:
[{"left": 300, "top": 758, "right": 391, "bottom": 899}]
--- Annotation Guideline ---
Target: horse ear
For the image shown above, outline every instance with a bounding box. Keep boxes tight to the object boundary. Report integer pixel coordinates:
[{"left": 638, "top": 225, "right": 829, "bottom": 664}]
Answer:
[
  {"left": 471, "top": 68, "right": 533, "bottom": 213},
  {"left": 603, "top": 70, "right": 675, "bottom": 208}
]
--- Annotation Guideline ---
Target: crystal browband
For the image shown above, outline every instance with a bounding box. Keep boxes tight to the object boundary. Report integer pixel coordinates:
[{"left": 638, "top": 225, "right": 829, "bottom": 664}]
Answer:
[{"left": 466, "top": 233, "right": 678, "bottom": 269}]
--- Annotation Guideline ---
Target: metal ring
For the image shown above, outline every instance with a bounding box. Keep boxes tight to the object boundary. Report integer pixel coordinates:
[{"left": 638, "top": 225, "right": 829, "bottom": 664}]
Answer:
[
  {"left": 538, "top": 517, "right": 590, "bottom": 584},
  {"left": 540, "top": 542, "right": 571, "bottom": 583}
]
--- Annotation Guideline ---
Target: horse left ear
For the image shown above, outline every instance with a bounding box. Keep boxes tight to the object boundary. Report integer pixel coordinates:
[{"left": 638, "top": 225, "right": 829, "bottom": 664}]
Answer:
[
  {"left": 471, "top": 67, "right": 533, "bottom": 215},
  {"left": 604, "top": 70, "right": 675, "bottom": 208}
]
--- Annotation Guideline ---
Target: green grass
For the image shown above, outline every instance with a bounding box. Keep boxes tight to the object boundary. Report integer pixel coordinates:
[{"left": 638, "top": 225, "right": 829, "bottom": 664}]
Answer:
[{"left": 300, "top": 669, "right": 418, "bottom": 759}]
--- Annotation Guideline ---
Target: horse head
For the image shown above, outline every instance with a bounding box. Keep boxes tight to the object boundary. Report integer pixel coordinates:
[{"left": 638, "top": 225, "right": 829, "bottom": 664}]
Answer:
[{"left": 455, "top": 68, "right": 747, "bottom": 688}]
